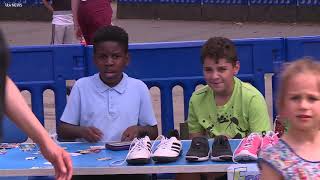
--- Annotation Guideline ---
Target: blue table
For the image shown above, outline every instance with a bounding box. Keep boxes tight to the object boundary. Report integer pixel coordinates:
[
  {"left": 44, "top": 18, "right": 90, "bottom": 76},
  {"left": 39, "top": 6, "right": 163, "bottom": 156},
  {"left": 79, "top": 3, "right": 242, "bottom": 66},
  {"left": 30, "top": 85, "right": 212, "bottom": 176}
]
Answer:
[{"left": 0, "top": 139, "right": 255, "bottom": 176}]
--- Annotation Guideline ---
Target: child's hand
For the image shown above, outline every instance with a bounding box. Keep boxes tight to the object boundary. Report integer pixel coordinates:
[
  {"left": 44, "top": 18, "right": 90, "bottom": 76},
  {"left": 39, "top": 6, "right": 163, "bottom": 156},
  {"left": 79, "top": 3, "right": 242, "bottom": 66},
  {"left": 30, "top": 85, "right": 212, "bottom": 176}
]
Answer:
[
  {"left": 121, "top": 125, "right": 141, "bottom": 141},
  {"left": 81, "top": 126, "right": 103, "bottom": 142}
]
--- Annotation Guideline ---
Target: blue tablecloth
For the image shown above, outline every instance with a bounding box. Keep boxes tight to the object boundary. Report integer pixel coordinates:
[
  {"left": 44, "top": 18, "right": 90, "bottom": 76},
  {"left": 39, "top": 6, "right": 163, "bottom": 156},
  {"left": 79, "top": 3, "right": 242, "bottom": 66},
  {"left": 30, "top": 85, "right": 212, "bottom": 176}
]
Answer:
[{"left": 0, "top": 139, "right": 257, "bottom": 176}]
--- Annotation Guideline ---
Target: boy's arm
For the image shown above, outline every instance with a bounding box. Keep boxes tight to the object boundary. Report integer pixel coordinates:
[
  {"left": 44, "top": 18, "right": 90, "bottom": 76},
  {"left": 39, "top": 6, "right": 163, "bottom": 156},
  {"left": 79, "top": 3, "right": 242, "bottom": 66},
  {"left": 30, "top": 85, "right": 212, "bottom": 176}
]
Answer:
[
  {"left": 42, "top": 0, "right": 53, "bottom": 12},
  {"left": 248, "top": 95, "right": 272, "bottom": 133},
  {"left": 58, "top": 122, "right": 103, "bottom": 142},
  {"left": 58, "top": 82, "right": 103, "bottom": 142},
  {"left": 122, "top": 82, "right": 158, "bottom": 141},
  {"left": 121, "top": 125, "right": 158, "bottom": 141},
  {"left": 141, "top": 125, "right": 158, "bottom": 139}
]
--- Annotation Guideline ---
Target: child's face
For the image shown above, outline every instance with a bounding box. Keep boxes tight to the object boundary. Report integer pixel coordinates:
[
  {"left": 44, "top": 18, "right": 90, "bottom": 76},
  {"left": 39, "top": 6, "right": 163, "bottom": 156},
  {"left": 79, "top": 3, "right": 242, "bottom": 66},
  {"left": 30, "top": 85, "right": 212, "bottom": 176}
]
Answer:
[
  {"left": 203, "top": 57, "right": 239, "bottom": 96},
  {"left": 283, "top": 73, "right": 320, "bottom": 131},
  {"left": 94, "top": 41, "right": 129, "bottom": 87}
]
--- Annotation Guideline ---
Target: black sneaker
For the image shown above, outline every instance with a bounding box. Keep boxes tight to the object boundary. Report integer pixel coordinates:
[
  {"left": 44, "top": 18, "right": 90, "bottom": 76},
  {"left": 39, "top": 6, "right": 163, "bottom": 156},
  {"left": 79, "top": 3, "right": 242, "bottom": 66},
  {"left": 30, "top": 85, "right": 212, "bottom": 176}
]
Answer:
[
  {"left": 185, "top": 137, "right": 210, "bottom": 162},
  {"left": 211, "top": 135, "right": 233, "bottom": 161}
]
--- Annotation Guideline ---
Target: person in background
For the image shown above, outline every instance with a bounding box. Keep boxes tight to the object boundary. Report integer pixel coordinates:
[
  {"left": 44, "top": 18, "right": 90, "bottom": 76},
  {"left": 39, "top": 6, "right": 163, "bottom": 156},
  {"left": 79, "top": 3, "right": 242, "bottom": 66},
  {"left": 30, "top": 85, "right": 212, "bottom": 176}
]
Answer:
[
  {"left": 42, "top": 0, "right": 74, "bottom": 44},
  {"left": 71, "top": 0, "right": 113, "bottom": 45},
  {"left": 0, "top": 30, "right": 73, "bottom": 180}
]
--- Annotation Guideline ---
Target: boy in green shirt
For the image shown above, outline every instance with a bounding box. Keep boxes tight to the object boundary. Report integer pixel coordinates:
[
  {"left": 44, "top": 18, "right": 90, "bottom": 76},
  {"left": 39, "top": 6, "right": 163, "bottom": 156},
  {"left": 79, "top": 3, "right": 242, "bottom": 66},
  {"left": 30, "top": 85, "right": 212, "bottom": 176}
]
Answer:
[
  {"left": 188, "top": 37, "right": 271, "bottom": 139},
  {"left": 177, "top": 37, "right": 271, "bottom": 180}
]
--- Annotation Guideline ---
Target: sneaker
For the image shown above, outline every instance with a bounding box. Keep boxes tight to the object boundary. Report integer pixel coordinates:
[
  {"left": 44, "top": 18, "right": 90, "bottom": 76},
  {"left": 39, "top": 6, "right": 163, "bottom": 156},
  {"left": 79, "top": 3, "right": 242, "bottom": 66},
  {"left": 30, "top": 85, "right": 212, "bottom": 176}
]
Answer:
[
  {"left": 261, "top": 131, "right": 279, "bottom": 150},
  {"left": 185, "top": 137, "right": 210, "bottom": 162},
  {"left": 126, "top": 136, "right": 152, "bottom": 165},
  {"left": 152, "top": 130, "right": 182, "bottom": 163},
  {"left": 233, "top": 133, "right": 261, "bottom": 162},
  {"left": 211, "top": 135, "right": 233, "bottom": 161}
]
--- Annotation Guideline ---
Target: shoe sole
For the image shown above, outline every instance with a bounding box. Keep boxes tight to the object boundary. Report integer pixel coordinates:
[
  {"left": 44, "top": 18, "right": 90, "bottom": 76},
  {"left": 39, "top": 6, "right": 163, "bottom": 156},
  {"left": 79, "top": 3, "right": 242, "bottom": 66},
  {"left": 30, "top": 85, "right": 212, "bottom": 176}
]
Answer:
[
  {"left": 152, "top": 156, "right": 180, "bottom": 163},
  {"left": 185, "top": 155, "right": 209, "bottom": 162},
  {"left": 233, "top": 150, "right": 258, "bottom": 162},
  {"left": 211, "top": 155, "right": 233, "bottom": 161},
  {"left": 152, "top": 150, "right": 182, "bottom": 163},
  {"left": 126, "top": 158, "right": 150, "bottom": 165}
]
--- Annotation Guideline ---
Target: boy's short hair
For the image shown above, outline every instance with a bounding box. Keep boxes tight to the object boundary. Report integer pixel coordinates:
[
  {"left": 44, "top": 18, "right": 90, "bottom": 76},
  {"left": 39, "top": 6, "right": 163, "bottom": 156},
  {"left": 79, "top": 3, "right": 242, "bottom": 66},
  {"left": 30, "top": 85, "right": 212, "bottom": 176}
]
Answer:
[
  {"left": 201, "top": 37, "right": 238, "bottom": 65},
  {"left": 93, "top": 25, "right": 129, "bottom": 53}
]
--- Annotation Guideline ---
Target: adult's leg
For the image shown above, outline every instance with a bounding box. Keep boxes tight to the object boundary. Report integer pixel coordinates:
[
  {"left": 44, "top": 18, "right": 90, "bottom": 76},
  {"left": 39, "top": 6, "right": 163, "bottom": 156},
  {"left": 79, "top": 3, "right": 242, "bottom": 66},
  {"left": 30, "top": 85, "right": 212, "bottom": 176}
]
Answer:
[
  {"left": 87, "top": 1, "right": 113, "bottom": 43},
  {"left": 77, "top": 0, "right": 112, "bottom": 45},
  {"left": 77, "top": 1, "right": 89, "bottom": 44},
  {"left": 52, "top": 24, "right": 66, "bottom": 44},
  {"left": 63, "top": 24, "right": 75, "bottom": 44}
]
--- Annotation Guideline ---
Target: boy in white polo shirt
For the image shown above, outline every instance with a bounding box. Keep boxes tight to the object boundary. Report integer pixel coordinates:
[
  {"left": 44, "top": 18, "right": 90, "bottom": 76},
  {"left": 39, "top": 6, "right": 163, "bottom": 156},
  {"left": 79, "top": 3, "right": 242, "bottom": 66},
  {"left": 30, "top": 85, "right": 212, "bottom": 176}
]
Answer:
[{"left": 58, "top": 25, "right": 158, "bottom": 143}]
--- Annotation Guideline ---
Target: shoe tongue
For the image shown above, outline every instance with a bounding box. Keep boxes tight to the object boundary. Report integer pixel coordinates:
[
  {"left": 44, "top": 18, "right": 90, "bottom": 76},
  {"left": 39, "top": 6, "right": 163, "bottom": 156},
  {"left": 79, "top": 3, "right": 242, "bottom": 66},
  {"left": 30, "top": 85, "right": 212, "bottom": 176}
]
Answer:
[
  {"left": 249, "top": 132, "right": 260, "bottom": 138},
  {"left": 142, "top": 136, "right": 150, "bottom": 142},
  {"left": 262, "top": 131, "right": 275, "bottom": 137},
  {"left": 131, "top": 137, "right": 139, "bottom": 144},
  {"left": 266, "top": 131, "right": 275, "bottom": 136},
  {"left": 168, "top": 136, "right": 177, "bottom": 142},
  {"left": 192, "top": 137, "right": 208, "bottom": 147},
  {"left": 216, "top": 135, "right": 228, "bottom": 144}
]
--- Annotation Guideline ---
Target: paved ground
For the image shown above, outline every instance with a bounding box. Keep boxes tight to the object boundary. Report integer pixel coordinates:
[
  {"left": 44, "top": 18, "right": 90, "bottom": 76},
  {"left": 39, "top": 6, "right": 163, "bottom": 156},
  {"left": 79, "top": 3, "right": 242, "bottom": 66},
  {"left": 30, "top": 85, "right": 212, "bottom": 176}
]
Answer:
[
  {"left": 2, "top": 19, "right": 320, "bottom": 45},
  {"left": 1, "top": 3, "right": 320, "bottom": 136},
  {"left": 1, "top": 3, "right": 320, "bottom": 45}
]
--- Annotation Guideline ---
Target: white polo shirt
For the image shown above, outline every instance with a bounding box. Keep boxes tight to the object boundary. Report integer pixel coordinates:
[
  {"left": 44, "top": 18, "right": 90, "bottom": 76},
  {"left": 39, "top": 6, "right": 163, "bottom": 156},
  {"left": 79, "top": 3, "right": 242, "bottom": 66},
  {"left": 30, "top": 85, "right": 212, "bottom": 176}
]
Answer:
[{"left": 60, "top": 73, "right": 157, "bottom": 142}]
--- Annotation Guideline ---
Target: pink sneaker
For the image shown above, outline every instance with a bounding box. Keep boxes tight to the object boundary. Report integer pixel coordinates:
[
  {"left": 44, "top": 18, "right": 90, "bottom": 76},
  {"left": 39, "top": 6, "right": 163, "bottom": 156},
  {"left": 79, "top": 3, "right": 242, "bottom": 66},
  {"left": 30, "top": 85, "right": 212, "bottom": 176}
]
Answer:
[
  {"left": 233, "top": 133, "right": 261, "bottom": 162},
  {"left": 261, "top": 131, "right": 279, "bottom": 150}
]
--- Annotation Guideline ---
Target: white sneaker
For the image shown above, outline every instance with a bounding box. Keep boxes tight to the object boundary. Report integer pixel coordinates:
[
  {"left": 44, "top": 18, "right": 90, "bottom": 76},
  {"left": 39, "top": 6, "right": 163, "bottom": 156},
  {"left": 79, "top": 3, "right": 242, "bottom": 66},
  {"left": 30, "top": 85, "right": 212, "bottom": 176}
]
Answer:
[
  {"left": 152, "top": 134, "right": 182, "bottom": 163},
  {"left": 126, "top": 136, "right": 152, "bottom": 165}
]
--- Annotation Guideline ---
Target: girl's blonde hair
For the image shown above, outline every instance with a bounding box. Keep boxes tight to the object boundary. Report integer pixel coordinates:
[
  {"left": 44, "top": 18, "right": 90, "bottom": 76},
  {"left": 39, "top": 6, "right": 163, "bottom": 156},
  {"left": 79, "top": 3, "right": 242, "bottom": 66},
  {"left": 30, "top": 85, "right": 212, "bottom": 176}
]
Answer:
[{"left": 277, "top": 57, "right": 320, "bottom": 114}]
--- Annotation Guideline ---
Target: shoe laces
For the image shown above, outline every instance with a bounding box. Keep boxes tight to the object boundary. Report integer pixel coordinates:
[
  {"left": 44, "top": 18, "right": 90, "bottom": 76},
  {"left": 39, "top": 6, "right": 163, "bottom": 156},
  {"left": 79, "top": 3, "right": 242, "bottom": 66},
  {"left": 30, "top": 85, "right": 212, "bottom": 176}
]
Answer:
[
  {"left": 216, "top": 135, "right": 228, "bottom": 146},
  {"left": 232, "top": 133, "right": 260, "bottom": 163},
  {"left": 110, "top": 137, "right": 149, "bottom": 166},
  {"left": 263, "top": 132, "right": 279, "bottom": 146},
  {"left": 241, "top": 133, "right": 259, "bottom": 149},
  {"left": 232, "top": 133, "right": 258, "bottom": 157},
  {"left": 129, "top": 137, "right": 149, "bottom": 153},
  {"left": 151, "top": 135, "right": 171, "bottom": 152}
]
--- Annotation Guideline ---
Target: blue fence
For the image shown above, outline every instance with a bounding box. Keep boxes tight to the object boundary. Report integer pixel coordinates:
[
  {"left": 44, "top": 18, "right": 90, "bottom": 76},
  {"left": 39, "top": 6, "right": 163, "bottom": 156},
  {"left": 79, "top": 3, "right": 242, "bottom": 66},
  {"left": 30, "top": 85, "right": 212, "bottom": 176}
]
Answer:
[
  {"left": 271, "top": 36, "right": 320, "bottom": 117},
  {"left": 0, "top": 0, "right": 45, "bottom": 6},
  {"left": 115, "top": 0, "right": 319, "bottom": 22},
  {"left": 298, "top": 0, "right": 320, "bottom": 6},
  {"left": 3, "top": 36, "right": 320, "bottom": 143},
  {"left": 249, "top": 0, "right": 296, "bottom": 5}
]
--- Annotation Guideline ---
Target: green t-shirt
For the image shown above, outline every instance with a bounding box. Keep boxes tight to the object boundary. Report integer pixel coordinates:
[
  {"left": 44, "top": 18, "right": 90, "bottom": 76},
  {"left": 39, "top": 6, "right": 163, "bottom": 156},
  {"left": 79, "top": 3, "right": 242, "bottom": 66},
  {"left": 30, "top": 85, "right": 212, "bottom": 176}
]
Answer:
[{"left": 188, "top": 77, "right": 271, "bottom": 139}]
